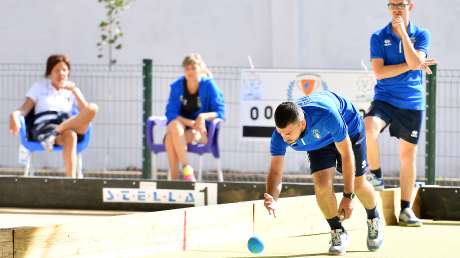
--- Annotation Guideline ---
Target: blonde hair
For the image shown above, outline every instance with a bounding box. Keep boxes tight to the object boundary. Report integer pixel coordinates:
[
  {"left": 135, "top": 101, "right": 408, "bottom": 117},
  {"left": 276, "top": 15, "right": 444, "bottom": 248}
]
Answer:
[{"left": 182, "top": 53, "right": 213, "bottom": 78}]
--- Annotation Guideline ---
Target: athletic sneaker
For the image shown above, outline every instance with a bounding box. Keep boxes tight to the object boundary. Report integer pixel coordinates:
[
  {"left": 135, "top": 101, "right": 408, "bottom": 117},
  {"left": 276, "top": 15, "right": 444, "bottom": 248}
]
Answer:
[
  {"left": 367, "top": 173, "right": 384, "bottom": 191},
  {"left": 182, "top": 165, "right": 196, "bottom": 182},
  {"left": 37, "top": 130, "right": 57, "bottom": 152},
  {"left": 399, "top": 208, "right": 422, "bottom": 227},
  {"left": 367, "top": 217, "right": 384, "bottom": 251},
  {"left": 329, "top": 229, "right": 348, "bottom": 256}
]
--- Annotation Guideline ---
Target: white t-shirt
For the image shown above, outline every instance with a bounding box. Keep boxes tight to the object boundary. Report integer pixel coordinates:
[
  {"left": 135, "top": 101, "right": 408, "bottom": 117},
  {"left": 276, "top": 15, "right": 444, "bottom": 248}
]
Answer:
[{"left": 26, "top": 80, "right": 76, "bottom": 115}]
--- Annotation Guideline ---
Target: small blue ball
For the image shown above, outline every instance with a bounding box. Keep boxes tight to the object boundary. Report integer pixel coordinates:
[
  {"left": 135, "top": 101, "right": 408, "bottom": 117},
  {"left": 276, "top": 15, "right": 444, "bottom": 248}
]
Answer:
[{"left": 247, "top": 235, "right": 264, "bottom": 254}]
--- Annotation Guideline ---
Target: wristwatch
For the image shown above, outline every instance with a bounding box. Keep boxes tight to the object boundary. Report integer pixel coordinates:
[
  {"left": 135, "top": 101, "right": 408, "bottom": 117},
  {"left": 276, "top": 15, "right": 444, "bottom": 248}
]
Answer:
[{"left": 343, "top": 192, "right": 356, "bottom": 200}]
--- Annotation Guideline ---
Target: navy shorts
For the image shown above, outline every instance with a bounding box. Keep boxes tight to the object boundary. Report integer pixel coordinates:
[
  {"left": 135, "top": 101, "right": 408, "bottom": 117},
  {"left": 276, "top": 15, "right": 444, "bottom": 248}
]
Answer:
[
  {"left": 307, "top": 133, "right": 368, "bottom": 177},
  {"left": 365, "top": 100, "right": 423, "bottom": 144}
]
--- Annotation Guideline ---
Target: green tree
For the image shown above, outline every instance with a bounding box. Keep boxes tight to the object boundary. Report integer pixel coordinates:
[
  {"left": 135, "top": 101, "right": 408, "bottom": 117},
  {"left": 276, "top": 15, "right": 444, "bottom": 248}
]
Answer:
[{"left": 97, "top": 0, "right": 135, "bottom": 66}]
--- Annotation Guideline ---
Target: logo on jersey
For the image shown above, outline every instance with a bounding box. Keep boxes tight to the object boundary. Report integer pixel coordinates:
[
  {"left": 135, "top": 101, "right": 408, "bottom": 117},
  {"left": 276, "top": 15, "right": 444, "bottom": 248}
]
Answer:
[
  {"left": 411, "top": 130, "right": 418, "bottom": 138},
  {"left": 410, "top": 37, "right": 416, "bottom": 44},
  {"left": 312, "top": 129, "right": 321, "bottom": 139},
  {"left": 384, "top": 39, "right": 392, "bottom": 47}
]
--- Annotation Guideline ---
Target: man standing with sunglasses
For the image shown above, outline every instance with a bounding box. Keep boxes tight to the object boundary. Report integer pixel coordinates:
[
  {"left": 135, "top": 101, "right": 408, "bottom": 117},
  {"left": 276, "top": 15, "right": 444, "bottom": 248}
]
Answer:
[{"left": 365, "top": 0, "right": 436, "bottom": 227}]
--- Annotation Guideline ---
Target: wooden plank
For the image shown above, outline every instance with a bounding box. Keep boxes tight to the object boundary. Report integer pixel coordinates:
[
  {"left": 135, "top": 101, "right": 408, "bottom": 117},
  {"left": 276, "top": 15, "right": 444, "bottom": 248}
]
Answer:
[
  {"left": 0, "top": 229, "right": 13, "bottom": 258},
  {"left": 378, "top": 188, "right": 400, "bottom": 225},
  {"left": 13, "top": 211, "right": 184, "bottom": 258},
  {"left": 0, "top": 230, "right": 12, "bottom": 243},
  {"left": 11, "top": 190, "right": 401, "bottom": 257}
]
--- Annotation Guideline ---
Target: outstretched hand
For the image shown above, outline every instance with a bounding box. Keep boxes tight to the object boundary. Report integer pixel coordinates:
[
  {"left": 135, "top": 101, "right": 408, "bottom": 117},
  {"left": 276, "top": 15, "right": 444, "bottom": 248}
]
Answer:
[{"left": 264, "top": 193, "right": 277, "bottom": 218}]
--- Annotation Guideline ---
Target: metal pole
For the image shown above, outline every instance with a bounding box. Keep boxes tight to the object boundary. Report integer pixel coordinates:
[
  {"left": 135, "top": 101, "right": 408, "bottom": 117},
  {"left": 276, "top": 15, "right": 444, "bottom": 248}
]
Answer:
[
  {"left": 425, "top": 64, "right": 437, "bottom": 185},
  {"left": 142, "top": 59, "right": 153, "bottom": 179}
]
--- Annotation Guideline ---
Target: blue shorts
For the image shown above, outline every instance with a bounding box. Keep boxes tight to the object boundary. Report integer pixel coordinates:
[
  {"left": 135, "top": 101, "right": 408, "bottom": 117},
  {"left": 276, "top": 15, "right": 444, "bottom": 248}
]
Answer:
[
  {"left": 365, "top": 100, "right": 423, "bottom": 144},
  {"left": 307, "top": 132, "right": 368, "bottom": 177}
]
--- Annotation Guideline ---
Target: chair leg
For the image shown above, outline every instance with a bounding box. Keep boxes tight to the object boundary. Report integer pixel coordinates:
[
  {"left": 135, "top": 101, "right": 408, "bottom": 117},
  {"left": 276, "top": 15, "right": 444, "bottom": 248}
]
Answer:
[
  {"left": 23, "top": 154, "right": 31, "bottom": 177},
  {"left": 152, "top": 154, "right": 157, "bottom": 180},
  {"left": 198, "top": 156, "right": 203, "bottom": 182},
  {"left": 76, "top": 154, "right": 83, "bottom": 179},
  {"left": 20, "top": 145, "right": 31, "bottom": 177},
  {"left": 216, "top": 158, "right": 223, "bottom": 182}
]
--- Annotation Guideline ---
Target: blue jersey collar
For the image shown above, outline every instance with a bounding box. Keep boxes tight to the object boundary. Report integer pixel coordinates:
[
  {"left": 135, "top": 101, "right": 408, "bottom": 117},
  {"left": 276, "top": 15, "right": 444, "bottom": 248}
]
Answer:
[{"left": 385, "top": 22, "right": 416, "bottom": 38}]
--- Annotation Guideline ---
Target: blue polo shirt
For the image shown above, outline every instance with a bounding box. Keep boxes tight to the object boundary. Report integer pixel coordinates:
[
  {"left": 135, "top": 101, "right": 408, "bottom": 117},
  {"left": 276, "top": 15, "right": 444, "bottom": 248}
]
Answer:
[
  {"left": 270, "top": 91, "right": 364, "bottom": 156},
  {"left": 370, "top": 22, "right": 431, "bottom": 110}
]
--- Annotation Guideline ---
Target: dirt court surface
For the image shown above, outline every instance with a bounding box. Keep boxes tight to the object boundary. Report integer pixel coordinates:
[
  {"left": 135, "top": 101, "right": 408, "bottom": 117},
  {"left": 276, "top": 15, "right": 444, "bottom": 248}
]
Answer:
[{"left": 150, "top": 221, "right": 460, "bottom": 258}]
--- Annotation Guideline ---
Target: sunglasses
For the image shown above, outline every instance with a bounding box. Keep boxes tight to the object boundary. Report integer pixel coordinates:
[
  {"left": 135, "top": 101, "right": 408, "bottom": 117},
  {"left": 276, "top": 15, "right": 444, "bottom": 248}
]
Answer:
[{"left": 387, "top": 3, "right": 409, "bottom": 10}]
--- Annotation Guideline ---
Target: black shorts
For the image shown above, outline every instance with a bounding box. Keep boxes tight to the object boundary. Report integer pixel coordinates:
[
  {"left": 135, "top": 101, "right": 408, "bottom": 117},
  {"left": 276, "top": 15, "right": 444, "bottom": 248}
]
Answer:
[
  {"left": 365, "top": 100, "right": 423, "bottom": 144},
  {"left": 307, "top": 133, "right": 368, "bottom": 177},
  {"left": 31, "top": 116, "right": 84, "bottom": 143}
]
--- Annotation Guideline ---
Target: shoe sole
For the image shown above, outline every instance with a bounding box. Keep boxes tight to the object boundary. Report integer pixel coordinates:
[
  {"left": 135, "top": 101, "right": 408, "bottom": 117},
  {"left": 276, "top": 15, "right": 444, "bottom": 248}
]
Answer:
[
  {"left": 183, "top": 177, "right": 196, "bottom": 182},
  {"left": 372, "top": 185, "right": 385, "bottom": 191},
  {"left": 367, "top": 241, "right": 383, "bottom": 251},
  {"left": 328, "top": 251, "right": 346, "bottom": 256},
  {"left": 398, "top": 221, "right": 422, "bottom": 227}
]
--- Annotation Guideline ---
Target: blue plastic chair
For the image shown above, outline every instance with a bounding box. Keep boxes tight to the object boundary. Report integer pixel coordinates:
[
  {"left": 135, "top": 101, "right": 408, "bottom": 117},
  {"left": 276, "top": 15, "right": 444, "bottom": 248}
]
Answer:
[
  {"left": 18, "top": 111, "right": 92, "bottom": 178},
  {"left": 146, "top": 116, "right": 223, "bottom": 181}
]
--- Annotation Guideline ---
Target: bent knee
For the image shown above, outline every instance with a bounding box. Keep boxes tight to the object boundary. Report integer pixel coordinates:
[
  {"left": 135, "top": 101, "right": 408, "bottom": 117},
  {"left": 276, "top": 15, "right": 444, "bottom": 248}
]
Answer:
[
  {"left": 167, "top": 119, "right": 185, "bottom": 133},
  {"left": 61, "top": 130, "right": 78, "bottom": 142},
  {"left": 364, "top": 117, "right": 383, "bottom": 137},
  {"left": 86, "top": 103, "right": 99, "bottom": 115}
]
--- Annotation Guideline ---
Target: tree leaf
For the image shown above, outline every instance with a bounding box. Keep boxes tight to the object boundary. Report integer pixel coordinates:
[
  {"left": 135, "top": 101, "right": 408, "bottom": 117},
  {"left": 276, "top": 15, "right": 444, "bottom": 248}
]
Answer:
[
  {"left": 115, "top": 44, "right": 122, "bottom": 50},
  {"left": 99, "top": 21, "right": 108, "bottom": 27},
  {"left": 114, "top": 0, "right": 124, "bottom": 8}
]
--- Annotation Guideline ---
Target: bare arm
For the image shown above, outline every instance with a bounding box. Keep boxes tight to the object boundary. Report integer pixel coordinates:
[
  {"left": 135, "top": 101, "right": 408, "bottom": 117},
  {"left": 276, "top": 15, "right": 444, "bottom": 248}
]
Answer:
[
  {"left": 401, "top": 36, "right": 426, "bottom": 69},
  {"left": 334, "top": 137, "right": 355, "bottom": 194},
  {"left": 371, "top": 58, "right": 411, "bottom": 80},
  {"left": 394, "top": 17, "right": 425, "bottom": 69},
  {"left": 176, "top": 112, "right": 218, "bottom": 129},
  {"left": 15, "top": 98, "right": 35, "bottom": 116},
  {"left": 62, "top": 81, "right": 88, "bottom": 110},
  {"left": 266, "top": 156, "right": 284, "bottom": 200},
  {"left": 264, "top": 156, "right": 284, "bottom": 217},
  {"left": 176, "top": 116, "right": 195, "bottom": 127},
  {"left": 198, "top": 112, "right": 217, "bottom": 120},
  {"left": 9, "top": 97, "right": 35, "bottom": 135},
  {"left": 71, "top": 87, "right": 88, "bottom": 110},
  {"left": 335, "top": 136, "right": 356, "bottom": 220}
]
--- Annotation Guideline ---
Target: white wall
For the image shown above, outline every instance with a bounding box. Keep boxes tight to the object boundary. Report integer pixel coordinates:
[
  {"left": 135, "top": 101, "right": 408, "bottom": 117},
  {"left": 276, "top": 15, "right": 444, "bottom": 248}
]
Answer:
[
  {"left": 0, "top": 0, "right": 459, "bottom": 177},
  {"left": 0, "top": 0, "right": 458, "bottom": 68}
]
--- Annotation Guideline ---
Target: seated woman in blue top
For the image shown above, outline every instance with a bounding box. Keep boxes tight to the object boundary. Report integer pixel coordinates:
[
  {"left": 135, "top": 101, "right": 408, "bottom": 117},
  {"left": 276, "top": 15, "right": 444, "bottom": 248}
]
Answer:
[
  {"left": 9, "top": 54, "right": 98, "bottom": 177},
  {"left": 165, "top": 54, "right": 225, "bottom": 181}
]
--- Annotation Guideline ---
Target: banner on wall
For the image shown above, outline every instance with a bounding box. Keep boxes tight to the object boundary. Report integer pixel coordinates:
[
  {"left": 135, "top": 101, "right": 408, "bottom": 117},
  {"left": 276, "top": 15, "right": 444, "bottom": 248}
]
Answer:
[{"left": 240, "top": 69, "right": 375, "bottom": 140}]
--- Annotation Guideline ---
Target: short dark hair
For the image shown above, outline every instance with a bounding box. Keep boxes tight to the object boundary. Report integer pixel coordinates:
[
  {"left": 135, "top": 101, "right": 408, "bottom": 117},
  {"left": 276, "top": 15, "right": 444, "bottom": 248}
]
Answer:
[
  {"left": 45, "top": 54, "right": 71, "bottom": 77},
  {"left": 274, "top": 102, "right": 303, "bottom": 129}
]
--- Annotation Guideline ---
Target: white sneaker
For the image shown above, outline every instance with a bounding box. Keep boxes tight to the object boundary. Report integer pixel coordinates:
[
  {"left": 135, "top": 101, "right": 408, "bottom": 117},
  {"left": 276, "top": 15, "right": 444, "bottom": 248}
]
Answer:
[
  {"left": 37, "top": 132, "right": 56, "bottom": 152},
  {"left": 329, "top": 229, "right": 348, "bottom": 256},
  {"left": 399, "top": 208, "right": 422, "bottom": 227},
  {"left": 367, "top": 173, "right": 384, "bottom": 191},
  {"left": 367, "top": 217, "right": 384, "bottom": 251}
]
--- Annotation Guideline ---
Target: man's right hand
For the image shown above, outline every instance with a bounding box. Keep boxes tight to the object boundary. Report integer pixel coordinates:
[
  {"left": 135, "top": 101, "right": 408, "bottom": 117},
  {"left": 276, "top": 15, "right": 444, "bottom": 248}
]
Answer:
[
  {"left": 264, "top": 193, "right": 277, "bottom": 218},
  {"left": 391, "top": 16, "right": 407, "bottom": 38}
]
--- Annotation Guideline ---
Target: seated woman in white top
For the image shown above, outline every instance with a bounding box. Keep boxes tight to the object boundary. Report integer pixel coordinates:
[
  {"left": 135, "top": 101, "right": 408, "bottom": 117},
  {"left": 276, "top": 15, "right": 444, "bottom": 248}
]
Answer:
[{"left": 9, "top": 54, "right": 98, "bottom": 177}]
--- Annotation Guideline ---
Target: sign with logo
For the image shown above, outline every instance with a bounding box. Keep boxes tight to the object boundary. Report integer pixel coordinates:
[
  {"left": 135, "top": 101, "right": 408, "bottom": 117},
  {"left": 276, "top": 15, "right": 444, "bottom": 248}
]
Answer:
[
  {"left": 240, "top": 69, "right": 375, "bottom": 140},
  {"left": 102, "top": 182, "right": 217, "bottom": 206}
]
